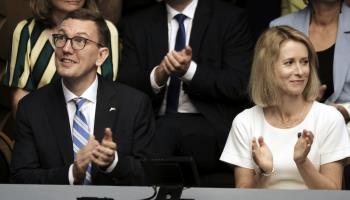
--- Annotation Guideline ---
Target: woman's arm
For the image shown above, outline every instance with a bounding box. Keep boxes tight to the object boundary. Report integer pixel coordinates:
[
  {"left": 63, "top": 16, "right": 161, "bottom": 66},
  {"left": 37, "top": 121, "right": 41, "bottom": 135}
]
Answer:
[
  {"left": 294, "top": 130, "right": 344, "bottom": 189},
  {"left": 296, "top": 159, "right": 343, "bottom": 189},
  {"left": 235, "top": 166, "right": 273, "bottom": 188},
  {"left": 235, "top": 136, "right": 274, "bottom": 188},
  {"left": 332, "top": 103, "right": 350, "bottom": 123},
  {"left": 11, "top": 88, "right": 29, "bottom": 117}
]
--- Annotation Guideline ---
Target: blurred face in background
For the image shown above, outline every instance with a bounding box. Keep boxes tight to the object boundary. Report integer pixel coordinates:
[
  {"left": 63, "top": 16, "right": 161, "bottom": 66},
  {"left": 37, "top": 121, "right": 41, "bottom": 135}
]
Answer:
[
  {"left": 51, "top": 0, "right": 86, "bottom": 14},
  {"left": 345, "top": 0, "right": 350, "bottom": 6},
  {"left": 309, "top": 0, "right": 340, "bottom": 3}
]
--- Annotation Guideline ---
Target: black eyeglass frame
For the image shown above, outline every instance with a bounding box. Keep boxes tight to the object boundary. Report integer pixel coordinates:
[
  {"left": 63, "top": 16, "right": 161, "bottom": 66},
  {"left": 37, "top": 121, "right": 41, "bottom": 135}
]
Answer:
[{"left": 52, "top": 33, "right": 104, "bottom": 50}]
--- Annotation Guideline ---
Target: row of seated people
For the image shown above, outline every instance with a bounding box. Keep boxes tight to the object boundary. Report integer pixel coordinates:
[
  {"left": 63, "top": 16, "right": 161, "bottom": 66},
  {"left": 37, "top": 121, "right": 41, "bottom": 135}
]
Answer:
[{"left": 1, "top": 0, "right": 350, "bottom": 189}]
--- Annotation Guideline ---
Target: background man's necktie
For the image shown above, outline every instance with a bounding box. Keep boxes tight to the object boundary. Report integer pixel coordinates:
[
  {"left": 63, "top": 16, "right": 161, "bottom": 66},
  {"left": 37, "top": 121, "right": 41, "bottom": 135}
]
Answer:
[
  {"left": 72, "top": 97, "right": 92, "bottom": 184},
  {"left": 166, "top": 14, "right": 187, "bottom": 114}
]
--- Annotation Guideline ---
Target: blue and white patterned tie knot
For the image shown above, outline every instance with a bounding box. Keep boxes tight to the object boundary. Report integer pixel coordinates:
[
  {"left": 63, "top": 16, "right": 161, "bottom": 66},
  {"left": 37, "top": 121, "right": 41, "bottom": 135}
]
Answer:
[
  {"left": 73, "top": 97, "right": 86, "bottom": 111},
  {"left": 174, "top": 14, "right": 187, "bottom": 24}
]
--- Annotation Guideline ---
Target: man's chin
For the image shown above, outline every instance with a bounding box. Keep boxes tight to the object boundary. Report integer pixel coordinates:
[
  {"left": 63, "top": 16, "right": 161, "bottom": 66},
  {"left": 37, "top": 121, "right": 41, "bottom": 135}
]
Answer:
[{"left": 56, "top": 68, "right": 74, "bottom": 79}]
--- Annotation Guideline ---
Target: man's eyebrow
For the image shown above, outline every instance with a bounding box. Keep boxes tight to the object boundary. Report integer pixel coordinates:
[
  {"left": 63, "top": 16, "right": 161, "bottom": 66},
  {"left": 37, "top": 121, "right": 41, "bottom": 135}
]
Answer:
[
  {"left": 56, "top": 29, "right": 90, "bottom": 37},
  {"left": 75, "top": 32, "right": 90, "bottom": 37},
  {"left": 57, "top": 28, "right": 65, "bottom": 33}
]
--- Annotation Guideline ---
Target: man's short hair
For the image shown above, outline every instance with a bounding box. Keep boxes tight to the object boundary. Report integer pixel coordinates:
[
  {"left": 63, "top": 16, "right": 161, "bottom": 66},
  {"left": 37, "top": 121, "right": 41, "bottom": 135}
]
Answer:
[
  {"left": 63, "top": 8, "right": 109, "bottom": 47},
  {"left": 249, "top": 25, "right": 320, "bottom": 107}
]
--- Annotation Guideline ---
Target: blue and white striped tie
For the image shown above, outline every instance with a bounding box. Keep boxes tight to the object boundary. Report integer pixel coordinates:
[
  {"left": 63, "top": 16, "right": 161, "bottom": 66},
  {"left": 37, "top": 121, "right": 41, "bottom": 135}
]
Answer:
[{"left": 72, "top": 97, "right": 92, "bottom": 184}]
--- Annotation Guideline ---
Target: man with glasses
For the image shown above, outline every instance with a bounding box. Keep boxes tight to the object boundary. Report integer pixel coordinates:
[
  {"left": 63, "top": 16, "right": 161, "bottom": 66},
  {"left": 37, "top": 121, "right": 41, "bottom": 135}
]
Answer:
[{"left": 11, "top": 9, "right": 155, "bottom": 185}]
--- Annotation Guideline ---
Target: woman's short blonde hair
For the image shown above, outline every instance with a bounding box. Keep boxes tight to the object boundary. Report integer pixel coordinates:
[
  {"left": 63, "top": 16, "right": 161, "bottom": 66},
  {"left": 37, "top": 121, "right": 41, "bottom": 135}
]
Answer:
[
  {"left": 249, "top": 25, "right": 320, "bottom": 107},
  {"left": 30, "top": 0, "right": 99, "bottom": 28}
]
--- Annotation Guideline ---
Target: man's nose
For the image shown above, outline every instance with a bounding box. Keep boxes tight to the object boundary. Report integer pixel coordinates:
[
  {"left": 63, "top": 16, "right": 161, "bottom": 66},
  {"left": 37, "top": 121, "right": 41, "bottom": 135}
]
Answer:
[{"left": 62, "top": 39, "right": 74, "bottom": 53}]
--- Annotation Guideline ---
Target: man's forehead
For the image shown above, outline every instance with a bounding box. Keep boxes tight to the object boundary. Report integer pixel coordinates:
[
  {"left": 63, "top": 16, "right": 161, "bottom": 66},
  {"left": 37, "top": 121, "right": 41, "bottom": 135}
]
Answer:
[{"left": 58, "top": 19, "right": 97, "bottom": 35}]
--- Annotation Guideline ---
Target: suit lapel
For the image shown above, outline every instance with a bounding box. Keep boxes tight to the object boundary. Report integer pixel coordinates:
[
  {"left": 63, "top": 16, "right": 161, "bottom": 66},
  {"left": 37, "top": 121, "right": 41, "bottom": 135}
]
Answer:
[
  {"left": 91, "top": 77, "right": 118, "bottom": 181},
  {"left": 46, "top": 80, "right": 74, "bottom": 165},
  {"left": 94, "top": 76, "right": 118, "bottom": 143},
  {"left": 45, "top": 77, "right": 119, "bottom": 181},
  {"left": 148, "top": 3, "right": 168, "bottom": 106},
  {"left": 189, "top": 0, "right": 211, "bottom": 61},
  {"left": 150, "top": 3, "right": 168, "bottom": 69}
]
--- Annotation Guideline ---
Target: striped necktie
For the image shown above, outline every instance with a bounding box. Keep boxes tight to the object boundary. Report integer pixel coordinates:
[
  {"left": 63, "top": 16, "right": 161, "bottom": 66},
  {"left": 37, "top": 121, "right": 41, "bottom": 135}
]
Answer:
[{"left": 72, "top": 97, "right": 92, "bottom": 184}]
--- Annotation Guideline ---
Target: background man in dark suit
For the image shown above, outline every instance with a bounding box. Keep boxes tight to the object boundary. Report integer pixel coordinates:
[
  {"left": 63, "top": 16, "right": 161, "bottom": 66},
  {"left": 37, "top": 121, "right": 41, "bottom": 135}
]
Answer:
[
  {"left": 118, "top": 0, "right": 253, "bottom": 176},
  {"left": 11, "top": 9, "right": 155, "bottom": 185}
]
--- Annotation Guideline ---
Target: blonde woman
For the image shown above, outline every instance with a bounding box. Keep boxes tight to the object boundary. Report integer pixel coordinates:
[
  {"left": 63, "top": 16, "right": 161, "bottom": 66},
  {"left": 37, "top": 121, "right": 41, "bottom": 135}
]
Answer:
[{"left": 220, "top": 26, "right": 350, "bottom": 189}]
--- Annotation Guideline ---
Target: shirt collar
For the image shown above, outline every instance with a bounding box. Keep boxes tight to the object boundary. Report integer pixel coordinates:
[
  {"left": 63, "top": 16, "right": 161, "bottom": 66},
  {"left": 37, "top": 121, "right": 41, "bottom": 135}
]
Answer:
[
  {"left": 62, "top": 75, "right": 98, "bottom": 104},
  {"left": 166, "top": 0, "right": 198, "bottom": 23}
]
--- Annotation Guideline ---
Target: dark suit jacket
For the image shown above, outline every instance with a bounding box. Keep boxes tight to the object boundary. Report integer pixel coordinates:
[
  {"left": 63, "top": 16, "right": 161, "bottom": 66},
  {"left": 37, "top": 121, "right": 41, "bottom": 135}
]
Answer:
[
  {"left": 118, "top": 0, "right": 253, "bottom": 147},
  {"left": 11, "top": 76, "right": 155, "bottom": 185}
]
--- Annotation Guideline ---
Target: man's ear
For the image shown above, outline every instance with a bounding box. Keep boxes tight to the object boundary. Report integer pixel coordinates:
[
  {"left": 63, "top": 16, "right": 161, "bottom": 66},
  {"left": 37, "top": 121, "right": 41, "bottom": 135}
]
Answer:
[{"left": 96, "top": 47, "right": 109, "bottom": 67}]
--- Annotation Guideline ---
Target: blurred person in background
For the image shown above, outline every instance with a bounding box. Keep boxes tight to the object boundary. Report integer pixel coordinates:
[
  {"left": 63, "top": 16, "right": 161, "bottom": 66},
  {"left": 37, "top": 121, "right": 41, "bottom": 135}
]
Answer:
[{"left": 270, "top": 1, "right": 350, "bottom": 126}]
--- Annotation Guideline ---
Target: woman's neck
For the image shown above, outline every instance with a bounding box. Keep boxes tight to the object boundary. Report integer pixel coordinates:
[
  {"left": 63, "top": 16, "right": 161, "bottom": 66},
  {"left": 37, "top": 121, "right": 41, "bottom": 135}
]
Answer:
[
  {"left": 264, "top": 96, "right": 312, "bottom": 128},
  {"left": 273, "top": 96, "right": 307, "bottom": 118},
  {"left": 309, "top": 1, "right": 340, "bottom": 51},
  {"left": 311, "top": 1, "right": 340, "bottom": 26}
]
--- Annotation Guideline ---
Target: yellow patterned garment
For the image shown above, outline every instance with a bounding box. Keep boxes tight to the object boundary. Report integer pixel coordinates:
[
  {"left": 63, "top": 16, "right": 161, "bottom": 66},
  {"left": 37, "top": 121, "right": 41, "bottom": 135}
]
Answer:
[
  {"left": 2, "top": 18, "right": 119, "bottom": 91},
  {"left": 281, "top": 0, "right": 307, "bottom": 16}
]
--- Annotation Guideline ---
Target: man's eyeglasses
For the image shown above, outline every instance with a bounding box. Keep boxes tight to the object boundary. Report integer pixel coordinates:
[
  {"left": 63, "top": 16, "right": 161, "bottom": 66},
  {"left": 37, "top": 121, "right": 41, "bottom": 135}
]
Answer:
[{"left": 52, "top": 34, "right": 103, "bottom": 50}]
